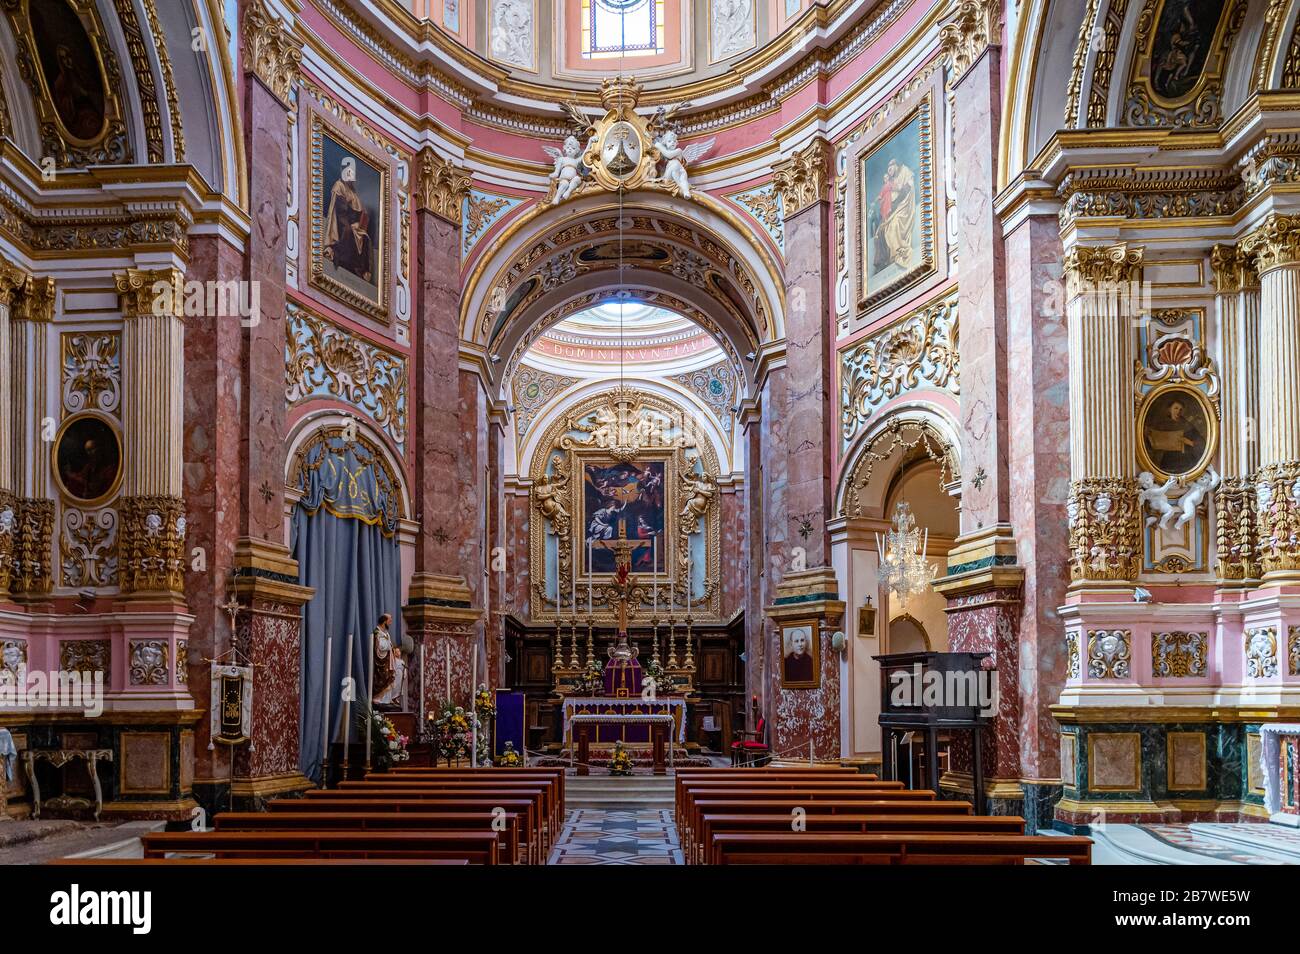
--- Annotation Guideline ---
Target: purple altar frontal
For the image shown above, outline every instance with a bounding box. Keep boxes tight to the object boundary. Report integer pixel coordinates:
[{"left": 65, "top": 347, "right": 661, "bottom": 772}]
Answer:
[{"left": 563, "top": 697, "right": 687, "bottom": 745}]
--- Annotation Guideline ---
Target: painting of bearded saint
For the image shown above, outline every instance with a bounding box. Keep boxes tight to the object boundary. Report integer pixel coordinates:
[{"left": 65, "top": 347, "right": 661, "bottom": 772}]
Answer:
[
  {"left": 1141, "top": 388, "right": 1211, "bottom": 478},
  {"left": 864, "top": 112, "right": 923, "bottom": 294},
  {"left": 1150, "top": 0, "right": 1225, "bottom": 101},
  {"left": 320, "top": 133, "right": 384, "bottom": 304},
  {"left": 583, "top": 462, "right": 666, "bottom": 574}
]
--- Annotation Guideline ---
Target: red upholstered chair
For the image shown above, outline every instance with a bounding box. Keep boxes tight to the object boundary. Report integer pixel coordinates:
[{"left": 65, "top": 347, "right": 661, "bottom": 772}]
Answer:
[{"left": 730, "top": 716, "right": 769, "bottom": 767}]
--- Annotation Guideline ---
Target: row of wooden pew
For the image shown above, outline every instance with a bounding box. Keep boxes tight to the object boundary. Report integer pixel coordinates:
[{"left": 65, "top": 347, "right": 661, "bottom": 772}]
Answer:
[
  {"left": 675, "top": 767, "right": 1093, "bottom": 865},
  {"left": 55, "top": 768, "right": 566, "bottom": 866}
]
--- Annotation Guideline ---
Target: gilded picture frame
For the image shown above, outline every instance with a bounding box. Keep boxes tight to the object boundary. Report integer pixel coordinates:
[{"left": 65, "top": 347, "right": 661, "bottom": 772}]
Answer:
[
  {"left": 780, "top": 618, "right": 820, "bottom": 689},
  {"left": 856, "top": 93, "right": 936, "bottom": 312},
  {"left": 1125, "top": 0, "right": 1240, "bottom": 121},
  {"left": 1136, "top": 382, "right": 1217, "bottom": 482},
  {"left": 308, "top": 112, "right": 392, "bottom": 322},
  {"left": 51, "top": 411, "right": 124, "bottom": 508}
]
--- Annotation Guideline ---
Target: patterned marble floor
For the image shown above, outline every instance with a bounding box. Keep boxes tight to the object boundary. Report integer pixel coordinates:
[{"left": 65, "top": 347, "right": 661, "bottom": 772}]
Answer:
[{"left": 547, "top": 809, "right": 683, "bottom": 865}]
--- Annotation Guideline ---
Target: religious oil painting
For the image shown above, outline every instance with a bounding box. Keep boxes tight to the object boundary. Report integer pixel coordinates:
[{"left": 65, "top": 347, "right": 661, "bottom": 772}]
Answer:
[
  {"left": 1149, "top": 0, "right": 1226, "bottom": 101},
  {"left": 310, "top": 117, "right": 390, "bottom": 319},
  {"left": 859, "top": 99, "right": 934, "bottom": 308},
  {"left": 53, "top": 413, "right": 122, "bottom": 505},
  {"left": 29, "top": 0, "right": 108, "bottom": 142},
  {"left": 582, "top": 460, "right": 666, "bottom": 574},
  {"left": 1137, "top": 385, "right": 1215, "bottom": 481},
  {"left": 781, "top": 620, "right": 820, "bottom": 689}
]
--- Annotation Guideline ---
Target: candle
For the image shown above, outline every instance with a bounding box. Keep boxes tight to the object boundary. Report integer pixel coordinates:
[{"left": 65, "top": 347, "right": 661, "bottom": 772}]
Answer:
[
  {"left": 341, "top": 633, "right": 354, "bottom": 773},
  {"left": 471, "top": 651, "right": 478, "bottom": 766},
  {"left": 445, "top": 642, "right": 451, "bottom": 702},
  {"left": 572, "top": 542, "right": 577, "bottom": 614},
  {"left": 587, "top": 541, "right": 593, "bottom": 614},
  {"left": 686, "top": 557, "right": 692, "bottom": 614},
  {"left": 652, "top": 536, "right": 658, "bottom": 615},
  {"left": 321, "top": 636, "right": 332, "bottom": 777},
  {"left": 364, "top": 628, "right": 375, "bottom": 769}
]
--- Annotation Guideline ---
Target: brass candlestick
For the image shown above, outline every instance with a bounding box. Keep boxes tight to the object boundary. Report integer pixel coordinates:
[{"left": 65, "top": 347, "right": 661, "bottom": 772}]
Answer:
[
  {"left": 650, "top": 618, "right": 661, "bottom": 666},
  {"left": 585, "top": 619, "right": 595, "bottom": 667},
  {"left": 568, "top": 616, "right": 580, "bottom": 669},
  {"left": 683, "top": 615, "right": 696, "bottom": 670},
  {"left": 666, "top": 617, "right": 679, "bottom": 668}
]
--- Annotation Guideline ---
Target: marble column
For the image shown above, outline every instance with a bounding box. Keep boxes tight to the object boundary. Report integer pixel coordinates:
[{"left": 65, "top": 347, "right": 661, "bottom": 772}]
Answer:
[
  {"left": 766, "top": 138, "right": 843, "bottom": 757},
  {"left": 931, "top": 1, "right": 1028, "bottom": 811},
  {"left": 184, "top": 234, "right": 247, "bottom": 805},
  {"left": 8, "top": 275, "right": 56, "bottom": 600},
  {"left": 1241, "top": 214, "right": 1300, "bottom": 578},
  {"left": 0, "top": 257, "right": 24, "bottom": 598},
  {"left": 218, "top": 0, "right": 313, "bottom": 806},
  {"left": 1064, "top": 243, "right": 1144, "bottom": 585},
  {"left": 407, "top": 148, "right": 484, "bottom": 722},
  {"left": 115, "top": 268, "right": 188, "bottom": 601},
  {"left": 1211, "top": 244, "right": 1261, "bottom": 582}
]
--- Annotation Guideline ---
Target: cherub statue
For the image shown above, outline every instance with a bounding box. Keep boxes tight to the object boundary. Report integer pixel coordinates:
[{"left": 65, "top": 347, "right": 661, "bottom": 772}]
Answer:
[
  {"left": 543, "top": 135, "right": 587, "bottom": 206},
  {"left": 652, "top": 130, "right": 715, "bottom": 200},
  {"left": 680, "top": 466, "right": 718, "bottom": 534},
  {"left": 1172, "top": 467, "right": 1219, "bottom": 530},
  {"left": 1137, "top": 471, "right": 1180, "bottom": 529}
]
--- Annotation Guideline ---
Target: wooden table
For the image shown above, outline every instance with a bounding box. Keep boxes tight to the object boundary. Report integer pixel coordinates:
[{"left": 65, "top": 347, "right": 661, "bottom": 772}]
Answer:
[{"left": 23, "top": 748, "right": 113, "bottom": 821}]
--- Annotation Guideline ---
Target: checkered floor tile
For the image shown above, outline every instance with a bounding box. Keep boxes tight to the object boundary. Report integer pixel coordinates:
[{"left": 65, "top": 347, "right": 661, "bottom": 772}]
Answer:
[{"left": 547, "top": 809, "right": 683, "bottom": 865}]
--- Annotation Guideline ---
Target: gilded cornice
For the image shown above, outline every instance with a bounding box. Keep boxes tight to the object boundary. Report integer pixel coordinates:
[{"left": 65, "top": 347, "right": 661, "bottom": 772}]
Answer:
[
  {"left": 415, "top": 148, "right": 471, "bottom": 225},
  {"left": 115, "top": 267, "right": 185, "bottom": 321},
  {"left": 773, "top": 137, "right": 832, "bottom": 216},
  {"left": 1063, "top": 243, "right": 1143, "bottom": 298},
  {"left": 1241, "top": 213, "right": 1300, "bottom": 272},
  {"left": 938, "top": 0, "right": 1001, "bottom": 86},
  {"left": 1210, "top": 244, "right": 1259, "bottom": 293},
  {"left": 243, "top": 0, "right": 303, "bottom": 106},
  {"left": 1057, "top": 167, "right": 1245, "bottom": 225}
]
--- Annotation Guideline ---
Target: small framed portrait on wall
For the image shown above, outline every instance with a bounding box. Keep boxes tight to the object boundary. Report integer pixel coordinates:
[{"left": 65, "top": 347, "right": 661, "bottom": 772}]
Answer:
[
  {"left": 780, "top": 620, "right": 820, "bottom": 689},
  {"left": 1136, "top": 384, "right": 1216, "bottom": 480},
  {"left": 52, "top": 412, "right": 123, "bottom": 506}
]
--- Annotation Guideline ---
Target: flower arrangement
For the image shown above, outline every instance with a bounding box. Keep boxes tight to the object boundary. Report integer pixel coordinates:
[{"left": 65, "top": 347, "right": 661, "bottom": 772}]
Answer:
[
  {"left": 576, "top": 659, "right": 604, "bottom": 695},
  {"left": 360, "top": 705, "right": 409, "bottom": 770},
  {"left": 428, "top": 700, "right": 478, "bottom": 764},
  {"left": 474, "top": 684, "right": 496, "bottom": 721},
  {"left": 642, "top": 660, "right": 677, "bottom": 696},
  {"left": 496, "top": 740, "right": 523, "bottom": 767},
  {"left": 608, "top": 740, "right": 633, "bottom": 776}
]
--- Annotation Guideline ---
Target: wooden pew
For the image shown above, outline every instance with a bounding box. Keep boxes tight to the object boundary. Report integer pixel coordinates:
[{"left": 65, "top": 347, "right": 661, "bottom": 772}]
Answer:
[
  {"left": 710, "top": 831, "right": 1092, "bottom": 865},
  {"left": 214, "top": 811, "right": 526, "bottom": 865},
  {"left": 50, "top": 858, "right": 467, "bottom": 867},
  {"left": 677, "top": 780, "right": 917, "bottom": 836},
  {"left": 684, "top": 798, "right": 975, "bottom": 864},
  {"left": 383, "top": 767, "right": 565, "bottom": 805},
  {"left": 350, "top": 776, "right": 561, "bottom": 832},
  {"left": 333, "top": 779, "right": 559, "bottom": 836},
  {"left": 141, "top": 830, "right": 501, "bottom": 864},
  {"left": 672, "top": 768, "right": 863, "bottom": 809},
  {"left": 697, "top": 814, "right": 1027, "bottom": 865},
  {"left": 290, "top": 794, "right": 542, "bottom": 856}
]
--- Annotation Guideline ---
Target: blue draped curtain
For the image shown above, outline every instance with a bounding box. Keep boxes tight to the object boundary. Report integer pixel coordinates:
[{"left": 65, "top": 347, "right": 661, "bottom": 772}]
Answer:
[{"left": 291, "top": 433, "right": 402, "bottom": 783}]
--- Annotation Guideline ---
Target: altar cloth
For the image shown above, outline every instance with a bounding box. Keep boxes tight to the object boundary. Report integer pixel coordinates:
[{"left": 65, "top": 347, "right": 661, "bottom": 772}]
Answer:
[{"left": 563, "top": 697, "right": 687, "bottom": 744}]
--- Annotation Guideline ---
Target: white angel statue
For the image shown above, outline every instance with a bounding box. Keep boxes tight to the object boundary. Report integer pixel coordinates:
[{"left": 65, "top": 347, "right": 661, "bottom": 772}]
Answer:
[
  {"left": 1137, "top": 471, "right": 1179, "bottom": 529},
  {"left": 544, "top": 135, "right": 587, "bottom": 205},
  {"left": 1171, "top": 467, "right": 1219, "bottom": 530},
  {"left": 653, "top": 130, "right": 714, "bottom": 200}
]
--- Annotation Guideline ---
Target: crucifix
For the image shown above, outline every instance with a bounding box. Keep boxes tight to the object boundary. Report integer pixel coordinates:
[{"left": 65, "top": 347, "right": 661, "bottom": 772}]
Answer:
[{"left": 592, "top": 522, "right": 652, "bottom": 635}]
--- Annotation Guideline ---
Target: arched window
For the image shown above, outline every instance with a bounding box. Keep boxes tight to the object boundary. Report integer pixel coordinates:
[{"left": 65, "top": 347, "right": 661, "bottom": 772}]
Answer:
[{"left": 582, "top": 0, "right": 666, "bottom": 58}]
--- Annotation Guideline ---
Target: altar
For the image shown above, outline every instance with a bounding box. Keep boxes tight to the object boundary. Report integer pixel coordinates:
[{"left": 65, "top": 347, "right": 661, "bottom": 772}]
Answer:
[{"left": 563, "top": 697, "right": 687, "bottom": 746}]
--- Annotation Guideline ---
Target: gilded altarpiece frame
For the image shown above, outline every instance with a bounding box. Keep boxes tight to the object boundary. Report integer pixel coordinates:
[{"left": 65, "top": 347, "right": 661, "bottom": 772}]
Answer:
[
  {"left": 1135, "top": 308, "right": 1219, "bottom": 575},
  {"left": 529, "top": 388, "right": 721, "bottom": 624}
]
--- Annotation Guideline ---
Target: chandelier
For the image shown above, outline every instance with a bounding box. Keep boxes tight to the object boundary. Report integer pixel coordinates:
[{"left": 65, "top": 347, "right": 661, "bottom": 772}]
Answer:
[{"left": 875, "top": 502, "right": 935, "bottom": 604}]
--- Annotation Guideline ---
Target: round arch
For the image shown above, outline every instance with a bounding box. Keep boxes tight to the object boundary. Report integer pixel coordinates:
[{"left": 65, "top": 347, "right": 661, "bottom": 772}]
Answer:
[
  {"left": 835, "top": 403, "right": 962, "bottom": 521},
  {"left": 461, "top": 191, "right": 787, "bottom": 392},
  {"left": 284, "top": 409, "right": 412, "bottom": 521}
]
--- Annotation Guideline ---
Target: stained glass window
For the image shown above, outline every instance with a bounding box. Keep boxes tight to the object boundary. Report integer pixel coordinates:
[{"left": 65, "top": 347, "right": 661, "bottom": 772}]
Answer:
[{"left": 581, "top": 0, "right": 666, "bottom": 58}]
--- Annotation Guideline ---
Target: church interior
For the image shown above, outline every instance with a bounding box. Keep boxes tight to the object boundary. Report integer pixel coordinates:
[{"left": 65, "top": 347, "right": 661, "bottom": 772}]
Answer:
[{"left": 1, "top": 0, "right": 1300, "bottom": 881}]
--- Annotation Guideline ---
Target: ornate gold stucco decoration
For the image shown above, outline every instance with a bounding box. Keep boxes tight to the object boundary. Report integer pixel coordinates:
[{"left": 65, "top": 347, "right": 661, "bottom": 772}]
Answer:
[
  {"left": 416, "top": 148, "right": 471, "bottom": 224},
  {"left": 773, "top": 138, "right": 832, "bottom": 216},
  {"left": 1068, "top": 477, "right": 1140, "bottom": 581},
  {"left": 242, "top": 0, "right": 303, "bottom": 106},
  {"left": 938, "top": 0, "right": 1002, "bottom": 86}
]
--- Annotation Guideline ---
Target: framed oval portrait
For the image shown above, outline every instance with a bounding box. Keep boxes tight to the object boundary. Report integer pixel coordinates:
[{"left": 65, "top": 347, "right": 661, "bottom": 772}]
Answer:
[
  {"left": 27, "top": 0, "right": 110, "bottom": 145},
  {"left": 52, "top": 413, "right": 123, "bottom": 506},
  {"left": 1136, "top": 384, "right": 1216, "bottom": 481}
]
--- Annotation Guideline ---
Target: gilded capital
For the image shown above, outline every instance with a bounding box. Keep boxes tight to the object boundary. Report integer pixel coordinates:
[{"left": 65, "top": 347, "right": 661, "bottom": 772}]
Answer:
[
  {"left": 115, "top": 267, "right": 185, "bottom": 320},
  {"left": 0, "top": 253, "right": 27, "bottom": 308},
  {"left": 1062, "top": 242, "right": 1144, "bottom": 300},
  {"left": 773, "top": 137, "right": 831, "bottom": 216},
  {"left": 416, "top": 148, "right": 471, "bottom": 224},
  {"left": 13, "top": 275, "right": 55, "bottom": 323},
  {"left": 242, "top": 0, "right": 303, "bottom": 106},
  {"left": 1210, "top": 244, "right": 1258, "bottom": 294},
  {"left": 938, "top": 0, "right": 1002, "bottom": 85},
  {"left": 1241, "top": 213, "right": 1300, "bottom": 273}
]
